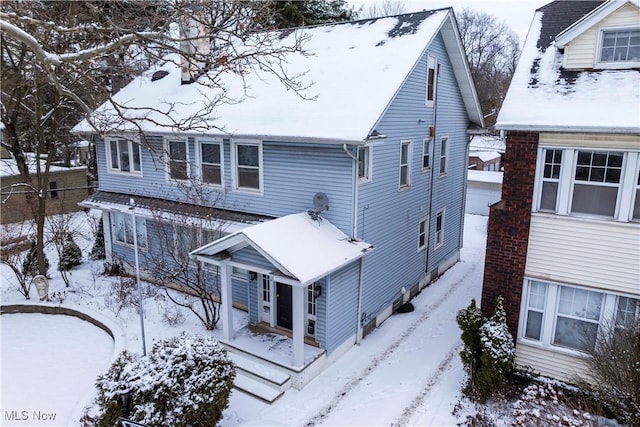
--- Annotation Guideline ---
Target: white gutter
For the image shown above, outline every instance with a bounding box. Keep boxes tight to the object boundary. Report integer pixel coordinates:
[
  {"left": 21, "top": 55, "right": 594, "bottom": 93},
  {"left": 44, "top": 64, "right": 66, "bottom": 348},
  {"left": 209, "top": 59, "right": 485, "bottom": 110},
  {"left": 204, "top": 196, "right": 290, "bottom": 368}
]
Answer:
[{"left": 497, "top": 124, "right": 640, "bottom": 134}]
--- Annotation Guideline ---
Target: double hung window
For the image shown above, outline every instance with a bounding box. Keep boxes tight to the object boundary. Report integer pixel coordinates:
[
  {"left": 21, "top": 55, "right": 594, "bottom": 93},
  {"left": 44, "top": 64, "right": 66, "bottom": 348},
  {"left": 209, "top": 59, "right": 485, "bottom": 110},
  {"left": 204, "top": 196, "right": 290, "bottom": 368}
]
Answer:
[
  {"left": 539, "top": 149, "right": 563, "bottom": 212},
  {"left": 571, "top": 150, "right": 623, "bottom": 217},
  {"left": 422, "top": 137, "right": 433, "bottom": 170},
  {"left": 399, "top": 140, "right": 411, "bottom": 188},
  {"left": 426, "top": 55, "right": 437, "bottom": 105},
  {"left": 108, "top": 138, "right": 142, "bottom": 174},
  {"left": 418, "top": 217, "right": 428, "bottom": 250},
  {"left": 199, "top": 141, "right": 222, "bottom": 185},
  {"left": 234, "top": 142, "right": 261, "bottom": 191},
  {"left": 439, "top": 137, "right": 448, "bottom": 175},
  {"left": 358, "top": 146, "right": 371, "bottom": 181},
  {"left": 168, "top": 139, "right": 188, "bottom": 180},
  {"left": 435, "top": 209, "right": 444, "bottom": 248}
]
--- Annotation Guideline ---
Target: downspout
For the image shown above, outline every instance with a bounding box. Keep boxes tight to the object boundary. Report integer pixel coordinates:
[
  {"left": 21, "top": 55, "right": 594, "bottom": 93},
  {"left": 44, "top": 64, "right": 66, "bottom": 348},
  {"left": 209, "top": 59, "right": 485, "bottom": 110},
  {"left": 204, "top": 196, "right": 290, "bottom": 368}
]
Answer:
[
  {"left": 356, "top": 257, "right": 364, "bottom": 344},
  {"left": 343, "top": 144, "right": 359, "bottom": 239},
  {"left": 425, "top": 62, "right": 440, "bottom": 279},
  {"left": 343, "top": 144, "right": 365, "bottom": 345}
]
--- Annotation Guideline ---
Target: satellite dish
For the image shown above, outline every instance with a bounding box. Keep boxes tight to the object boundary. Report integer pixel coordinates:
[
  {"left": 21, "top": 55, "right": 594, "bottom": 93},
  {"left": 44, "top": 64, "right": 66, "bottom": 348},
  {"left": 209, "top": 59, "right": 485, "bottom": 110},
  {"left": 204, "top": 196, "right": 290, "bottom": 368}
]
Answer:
[{"left": 313, "top": 192, "right": 329, "bottom": 212}]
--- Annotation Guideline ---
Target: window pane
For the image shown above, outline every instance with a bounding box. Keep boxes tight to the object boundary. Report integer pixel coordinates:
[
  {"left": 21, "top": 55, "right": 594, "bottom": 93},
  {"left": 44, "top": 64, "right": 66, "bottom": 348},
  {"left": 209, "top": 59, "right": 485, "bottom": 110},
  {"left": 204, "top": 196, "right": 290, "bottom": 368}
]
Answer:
[
  {"left": 558, "top": 286, "right": 602, "bottom": 321},
  {"left": 400, "top": 165, "right": 408, "bottom": 186},
  {"left": 119, "top": 140, "right": 130, "bottom": 172},
  {"left": 170, "top": 140, "right": 186, "bottom": 161},
  {"left": 202, "top": 164, "right": 221, "bottom": 184},
  {"left": 237, "top": 145, "right": 258, "bottom": 167},
  {"left": 132, "top": 144, "right": 141, "bottom": 171},
  {"left": 553, "top": 316, "right": 598, "bottom": 351},
  {"left": 616, "top": 296, "right": 639, "bottom": 328},
  {"left": 135, "top": 217, "right": 147, "bottom": 248},
  {"left": 171, "top": 161, "right": 188, "bottom": 180},
  {"left": 572, "top": 184, "right": 617, "bottom": 217},
  {"left": 634, "top": 189, "right": 640, "bottom": 220},
  {"left": 540, "top": 182, "right": 558, "bottom": 211},
  {"left": 201, "top": 143, "right": 220, "bottom": 164},
  {"left": 110, "top": 141, "right": 119, "bottom": 169},
  {"left": 525, "top": 311, "right": 543, "bottom": 340},
  {"left": 529, "top": 281, "right": 547, "bottom": 310},
  {"left": 238, "top": 168, "right": 259, "bottom": 189},
  {"left": 401, "top": 144, "right": 408, "bottom": 164},
  {"left": 427, "top": 68, "right": 435, "bottom": 100}
]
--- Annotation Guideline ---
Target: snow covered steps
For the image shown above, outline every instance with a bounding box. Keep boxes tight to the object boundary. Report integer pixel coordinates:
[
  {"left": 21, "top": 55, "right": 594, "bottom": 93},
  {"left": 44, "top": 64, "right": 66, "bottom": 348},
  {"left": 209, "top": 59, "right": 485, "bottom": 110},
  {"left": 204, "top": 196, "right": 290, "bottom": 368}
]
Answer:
[{"left": 229, "top": 352, "right": 291, "bottom": 403}]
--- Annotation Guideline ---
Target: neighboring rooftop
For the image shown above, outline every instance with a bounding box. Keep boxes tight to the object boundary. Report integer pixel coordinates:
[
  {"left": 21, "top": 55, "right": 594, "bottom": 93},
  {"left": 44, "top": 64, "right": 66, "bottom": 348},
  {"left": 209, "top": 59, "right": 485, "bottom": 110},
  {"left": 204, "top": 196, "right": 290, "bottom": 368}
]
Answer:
[{"left": 497, "top": 0, "right": 640, "bottom": 133}]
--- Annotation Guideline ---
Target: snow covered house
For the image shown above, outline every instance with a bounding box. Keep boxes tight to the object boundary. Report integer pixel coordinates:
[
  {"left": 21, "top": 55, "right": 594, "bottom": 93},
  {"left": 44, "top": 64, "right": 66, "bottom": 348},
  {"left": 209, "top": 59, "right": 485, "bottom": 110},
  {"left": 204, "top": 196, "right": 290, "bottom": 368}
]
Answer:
[
  {"left": 74, "top": 9, "right": 483, "bottom": 390},
  {"left": 482, "top": 0, "right": 640, "bottom": 383}
]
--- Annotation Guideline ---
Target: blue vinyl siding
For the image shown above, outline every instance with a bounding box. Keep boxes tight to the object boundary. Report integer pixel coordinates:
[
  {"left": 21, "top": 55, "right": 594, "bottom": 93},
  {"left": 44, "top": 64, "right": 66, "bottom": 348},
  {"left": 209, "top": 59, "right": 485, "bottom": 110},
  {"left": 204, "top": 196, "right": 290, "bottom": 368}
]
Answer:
[
  {"left": 357, "top": 33, "right": 468, "bottom": 323},
  {"left": 97, "top": 139, "right": 355, "bottom": 235},
  {"left": 325, "top": 263, "right": 360, "bottom": 352}
]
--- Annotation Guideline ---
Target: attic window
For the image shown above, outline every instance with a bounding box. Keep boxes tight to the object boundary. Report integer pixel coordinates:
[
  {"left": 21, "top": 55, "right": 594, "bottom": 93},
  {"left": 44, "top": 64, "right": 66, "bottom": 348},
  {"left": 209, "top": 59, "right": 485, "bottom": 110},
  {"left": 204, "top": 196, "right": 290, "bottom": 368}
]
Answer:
[{"left": 599, "top": 29, "right": 640, "bottom": 63}]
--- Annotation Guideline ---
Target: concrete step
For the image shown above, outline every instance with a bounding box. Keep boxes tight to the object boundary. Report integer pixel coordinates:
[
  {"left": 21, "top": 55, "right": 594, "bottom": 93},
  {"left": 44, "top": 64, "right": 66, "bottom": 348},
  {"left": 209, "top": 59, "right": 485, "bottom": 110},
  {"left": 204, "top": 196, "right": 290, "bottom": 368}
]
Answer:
[
  {"left": 228, "top": 351, "right": 291, "bottom": 388},
  {"left": 234, "top": 371, "right": 285, "bottom": 403}
]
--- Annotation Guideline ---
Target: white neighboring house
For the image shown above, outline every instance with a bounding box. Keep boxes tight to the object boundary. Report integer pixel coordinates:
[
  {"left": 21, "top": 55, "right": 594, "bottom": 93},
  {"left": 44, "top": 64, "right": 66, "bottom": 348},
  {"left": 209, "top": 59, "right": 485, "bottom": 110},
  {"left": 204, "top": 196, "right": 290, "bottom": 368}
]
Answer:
[
  {"left": 482, "top": 0, "right": 640, "bottom": 383},
  {"left": 466, "top": 135, "right": 505, "bottom": 215}
]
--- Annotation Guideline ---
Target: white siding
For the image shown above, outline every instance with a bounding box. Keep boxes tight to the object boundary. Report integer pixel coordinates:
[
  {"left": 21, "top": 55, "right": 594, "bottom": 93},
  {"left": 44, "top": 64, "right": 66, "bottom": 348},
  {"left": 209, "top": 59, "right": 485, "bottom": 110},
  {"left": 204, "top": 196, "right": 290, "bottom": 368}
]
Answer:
[
  {"left": 539, "top": 132, "right": 640, "bottom": 149},
  {"left": 563, "top": 3, "right": 640, "bottom": 69},
  {"left": 525, "top": 214, "right": 640, "bottom": 295},
  {"left": 516, "top": 342, "right": 590, "bottom": 383}
]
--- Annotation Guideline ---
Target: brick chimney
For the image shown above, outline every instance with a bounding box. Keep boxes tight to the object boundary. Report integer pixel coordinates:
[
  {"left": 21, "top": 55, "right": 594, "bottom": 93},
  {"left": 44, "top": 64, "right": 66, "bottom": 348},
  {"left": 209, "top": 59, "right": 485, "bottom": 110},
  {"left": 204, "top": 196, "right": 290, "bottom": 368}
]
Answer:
[{"left": 179, "top": 14, "right": 210, "bottom": 85}]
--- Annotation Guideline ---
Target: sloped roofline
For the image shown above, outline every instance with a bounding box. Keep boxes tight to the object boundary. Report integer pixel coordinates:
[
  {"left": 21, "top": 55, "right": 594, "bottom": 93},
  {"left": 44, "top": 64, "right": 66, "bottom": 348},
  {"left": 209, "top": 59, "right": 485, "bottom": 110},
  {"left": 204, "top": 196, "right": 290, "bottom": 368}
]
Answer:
[
  {"left": 555, "top": 0, "right": 639, "bottom": 48},
  {"left": 370, "top": 9, "right": 485, "bottom": 134}
]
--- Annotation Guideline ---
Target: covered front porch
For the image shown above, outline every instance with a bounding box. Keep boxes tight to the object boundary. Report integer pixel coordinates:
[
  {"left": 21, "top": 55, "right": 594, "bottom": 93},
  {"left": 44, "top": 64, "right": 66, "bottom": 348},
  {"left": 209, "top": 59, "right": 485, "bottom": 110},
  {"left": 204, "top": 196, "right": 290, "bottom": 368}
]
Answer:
[{"left": 191, "top": 211, "right": 373, "bottom": 369}]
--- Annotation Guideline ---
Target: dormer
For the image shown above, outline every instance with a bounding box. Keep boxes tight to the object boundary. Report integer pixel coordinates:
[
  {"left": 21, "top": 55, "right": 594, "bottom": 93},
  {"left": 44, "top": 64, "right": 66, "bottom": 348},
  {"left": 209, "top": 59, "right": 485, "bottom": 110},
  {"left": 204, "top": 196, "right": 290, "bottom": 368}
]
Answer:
[{"left": 555, "top": 0, "right": 640, "bottom": 70}]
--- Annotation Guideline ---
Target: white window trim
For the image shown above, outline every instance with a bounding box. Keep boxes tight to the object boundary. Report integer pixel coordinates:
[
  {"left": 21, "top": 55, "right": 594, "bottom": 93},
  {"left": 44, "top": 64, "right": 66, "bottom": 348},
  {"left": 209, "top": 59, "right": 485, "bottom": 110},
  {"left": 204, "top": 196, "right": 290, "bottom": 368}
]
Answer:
[
  {"left": 358, "top": 145, "right": 372, "bottom": 183},
  {"left": 196, "top": 139, "right": 224, "bottom": 188},
  {"left": 105, "top": 136, "right": 143, "bottom": 176},
  {"left": 519, "top": 278, "right": 639, "bottom": 356},
  {"left": 439, "top": 136, "right": 448, "bottom": 176},
  {"left": 426, "top": 55, "right": 438, "bottom": 107},
  {"left": 435, "top": 208, "right": 445, "bottom": 249},
  {"left": 533, "top": 147, "right": 639, "bottom": 222},
  {"left": 418, "top": 216, "right": 429, "bottom": 252},
  {"left": 594, "top": 26, "right": 640, "bottom": 70},
  {"left": 422, "top": 137, "right": 433, "bottom": 170},
  {"left": 399, "top": 139, "right": 412, "bottom": 190},
  {"left": 231, "top": 140, "right": 263, "bottom": 193},
  {"left": 165, "top": 137, "right": 190, "bottom": 182}
]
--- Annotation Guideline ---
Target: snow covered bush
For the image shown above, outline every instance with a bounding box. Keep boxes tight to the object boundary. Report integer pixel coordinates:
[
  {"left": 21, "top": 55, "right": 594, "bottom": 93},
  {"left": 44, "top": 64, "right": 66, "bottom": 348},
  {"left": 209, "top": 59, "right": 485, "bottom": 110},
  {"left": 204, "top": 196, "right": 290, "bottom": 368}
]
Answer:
[
  {"left": 58, "top": 233, "right": 82, "bottom": 271},
  {"left": 89, "top": 218, "right": 105, "bottom": 260},
  {"left": 456, "top": 298, "right": 484, "bottom": 391},
  {"left": 476, "top": 297, "right": 515, "bottom": 397},
  {"left": 457, "top": 297, "right": 515, "bottom": 399},
  {"left": 95, "top": 332, "right": 235, "bottom": 427}
]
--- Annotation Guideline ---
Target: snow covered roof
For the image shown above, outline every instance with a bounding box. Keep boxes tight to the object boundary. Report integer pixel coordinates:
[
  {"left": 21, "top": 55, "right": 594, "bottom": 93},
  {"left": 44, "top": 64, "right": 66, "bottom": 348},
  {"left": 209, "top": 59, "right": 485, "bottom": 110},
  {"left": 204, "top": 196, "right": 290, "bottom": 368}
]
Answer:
[
  {"left": 467, "top": 169, "right": 503, "bottom": 184},
  {"left": 74, "top": 9, "right": 483, "bottom": 141},
  {"left": 0, "top": 155, "right": 84, "bottom": 178},
  {"left": 497, "top": 1, "right": 640, "bottom": 133},
  {"left": 191, "top": 212, "right": 373, "bottom": 286},
  {"left": 469, "top": 135, "right": 505, "bottom": 153},
  {"left": 469, "top": 151, "right": 501, "bottom": 162}
]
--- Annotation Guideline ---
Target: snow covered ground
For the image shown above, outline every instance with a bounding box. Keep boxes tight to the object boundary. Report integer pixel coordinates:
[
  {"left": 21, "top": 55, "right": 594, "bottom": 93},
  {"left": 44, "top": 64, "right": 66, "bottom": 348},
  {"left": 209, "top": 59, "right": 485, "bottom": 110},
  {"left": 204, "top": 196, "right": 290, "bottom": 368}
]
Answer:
[{"left": 0, "top": 211, "right": 616, "bottom": 426}]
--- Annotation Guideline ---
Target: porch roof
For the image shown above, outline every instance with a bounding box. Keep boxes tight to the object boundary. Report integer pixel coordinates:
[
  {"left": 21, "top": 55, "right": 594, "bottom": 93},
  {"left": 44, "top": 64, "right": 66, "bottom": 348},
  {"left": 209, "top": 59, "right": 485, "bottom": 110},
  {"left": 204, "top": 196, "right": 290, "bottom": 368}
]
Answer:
[{"left": 191, "top": 212, "right": 374, "bottom": 286}]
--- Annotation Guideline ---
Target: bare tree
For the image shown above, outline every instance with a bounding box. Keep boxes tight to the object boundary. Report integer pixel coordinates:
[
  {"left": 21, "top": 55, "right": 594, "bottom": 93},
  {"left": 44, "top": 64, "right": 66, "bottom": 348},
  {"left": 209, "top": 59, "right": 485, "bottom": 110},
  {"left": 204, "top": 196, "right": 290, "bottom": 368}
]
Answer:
[
  {"left": 457, "top": 8, "right": 520, "bottom": 130},
  {"left": 0, "top": 222, "right": 35, "bottom": 299},
  {"left": 357, "top": 0, "right": 406, "bottom": 19},
  {"left": 0, "top": 1, "right": 309, "bottom": 279},
  {"left": 141, "top": 184, "right": 230, "bottom": 330}
]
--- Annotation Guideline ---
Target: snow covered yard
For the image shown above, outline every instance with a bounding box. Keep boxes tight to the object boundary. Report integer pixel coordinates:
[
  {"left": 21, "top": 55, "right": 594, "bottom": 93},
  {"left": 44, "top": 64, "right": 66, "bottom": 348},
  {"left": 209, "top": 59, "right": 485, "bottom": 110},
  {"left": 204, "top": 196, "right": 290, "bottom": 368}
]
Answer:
[
  {"left": 0, "top": 211, "right": 620, "bottom": 426},
  {"left": 1, "top": 313, "right": 114, "bottom": 426}
]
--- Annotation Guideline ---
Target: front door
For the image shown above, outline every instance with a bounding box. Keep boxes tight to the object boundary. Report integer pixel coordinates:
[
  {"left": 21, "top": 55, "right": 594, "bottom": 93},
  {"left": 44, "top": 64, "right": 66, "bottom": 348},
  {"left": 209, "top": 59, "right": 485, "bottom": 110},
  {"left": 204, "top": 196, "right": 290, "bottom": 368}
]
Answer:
[{"left": 276, "top": 282, "right": 292, "bottom": 330}]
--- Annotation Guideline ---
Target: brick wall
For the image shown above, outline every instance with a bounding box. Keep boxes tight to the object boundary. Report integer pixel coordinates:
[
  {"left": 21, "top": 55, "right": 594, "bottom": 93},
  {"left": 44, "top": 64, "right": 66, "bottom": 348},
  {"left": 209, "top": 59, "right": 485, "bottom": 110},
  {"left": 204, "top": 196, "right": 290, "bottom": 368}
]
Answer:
[{"left": 481, "top": 131, "right": 538, "bottom": 339}]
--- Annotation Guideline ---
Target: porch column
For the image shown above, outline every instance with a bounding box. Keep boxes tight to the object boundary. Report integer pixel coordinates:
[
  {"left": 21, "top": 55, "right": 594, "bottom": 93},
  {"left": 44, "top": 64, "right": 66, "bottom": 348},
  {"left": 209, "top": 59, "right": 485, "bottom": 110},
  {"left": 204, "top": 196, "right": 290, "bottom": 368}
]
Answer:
[
  {"left": 220, "top": 261, "right": 234, "bottom": 340},
  {"left": 292, "top": 285, "right": 305, "bottom": 367}
]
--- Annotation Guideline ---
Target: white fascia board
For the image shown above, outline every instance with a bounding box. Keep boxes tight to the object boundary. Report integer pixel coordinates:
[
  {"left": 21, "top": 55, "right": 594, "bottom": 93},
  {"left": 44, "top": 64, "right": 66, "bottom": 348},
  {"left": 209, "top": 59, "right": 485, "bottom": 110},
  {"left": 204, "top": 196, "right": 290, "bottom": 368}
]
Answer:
[{"left": 497, "top": 123, "right": 640, "bottom": 134}]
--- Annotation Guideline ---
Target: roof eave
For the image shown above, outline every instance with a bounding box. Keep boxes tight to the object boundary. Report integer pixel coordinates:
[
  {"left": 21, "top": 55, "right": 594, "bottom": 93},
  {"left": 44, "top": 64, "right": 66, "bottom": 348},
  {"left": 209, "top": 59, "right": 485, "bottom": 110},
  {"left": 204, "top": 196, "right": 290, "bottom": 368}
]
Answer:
[{"left": 497, "top": 123, "right": 640, "bottom": 134}]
